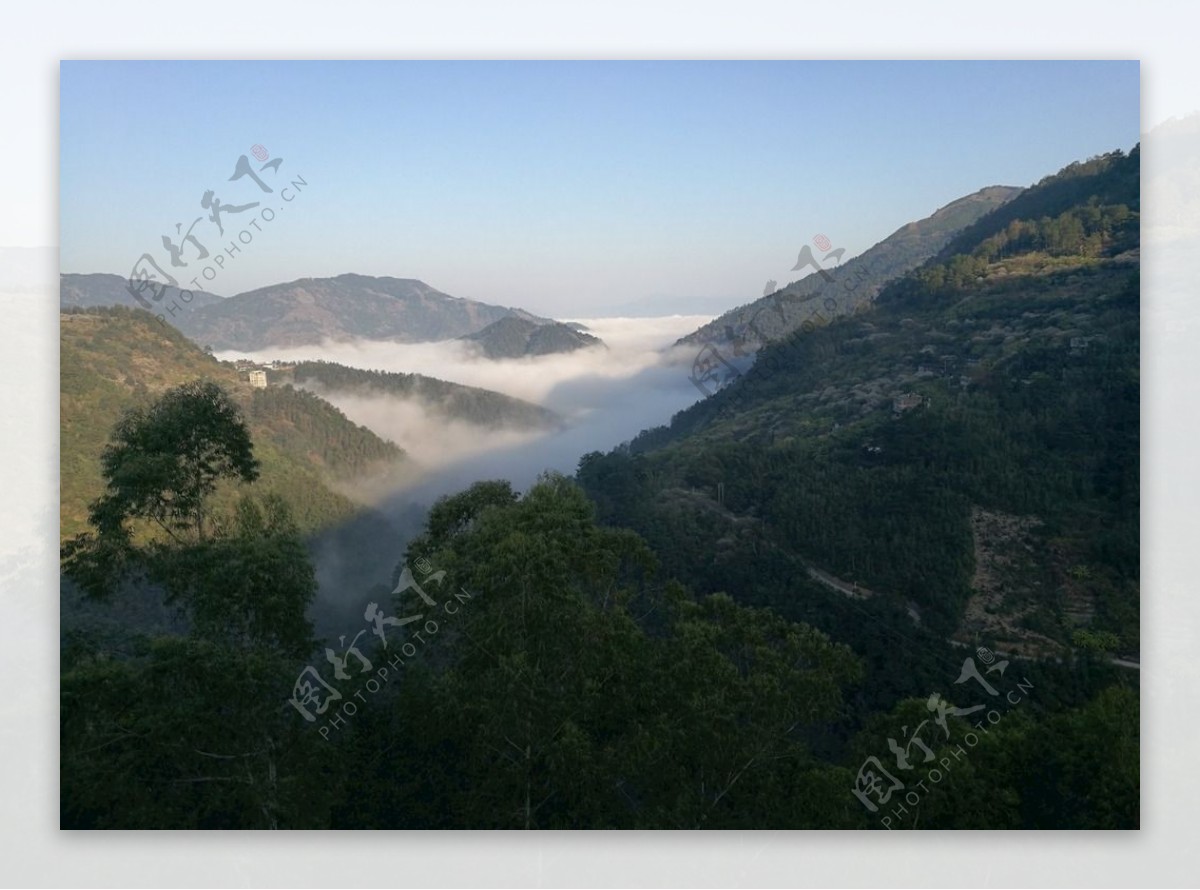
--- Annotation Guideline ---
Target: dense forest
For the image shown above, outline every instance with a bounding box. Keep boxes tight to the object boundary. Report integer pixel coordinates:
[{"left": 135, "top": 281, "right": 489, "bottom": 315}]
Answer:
[
  {"left": 577, "top": 147, "right": 1140, "bottom": 822},
  {"left": 60, "top": 147, "right": 1139, "bottom": 829},
  {"left": 248, "top": 385, "right": 405, "bottom": 483},
  {"left": 591, "top": 148, "right": 1138, "bottom": 647},
  {"left": 60, "top": 436, "right": 1136, "bottom": 828}
]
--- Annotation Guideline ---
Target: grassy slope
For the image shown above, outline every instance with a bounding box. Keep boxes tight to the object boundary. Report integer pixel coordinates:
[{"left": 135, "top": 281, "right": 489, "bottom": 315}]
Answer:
[{"left": 61, "top": 307, "right": 405, "bottom": 539}]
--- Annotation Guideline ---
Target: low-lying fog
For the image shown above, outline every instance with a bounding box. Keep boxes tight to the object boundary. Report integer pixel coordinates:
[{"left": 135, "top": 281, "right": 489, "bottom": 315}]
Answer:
[
  {"left": 220, "top": 315, "right": 712, "bottom": 491},
  {"left": 218, "top": 316, "right": 714, "bottom": 632}
]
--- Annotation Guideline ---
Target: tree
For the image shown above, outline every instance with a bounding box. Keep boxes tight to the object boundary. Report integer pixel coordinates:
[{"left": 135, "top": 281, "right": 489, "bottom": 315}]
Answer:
[
  {"left": 61, "top": 380, "right": 316, "bottom": 656},
  {"left": 1017, "top": 685, "right": 1139, "bottom": 828},
  {"left": 62, "top": 380, "right": 260, "bottom": 597},
  {"left": 95, "top": 379, "right": 257, "bottom": 543},
  {"left": 61, "top": 635, "right": 337, "bottom": 828},
  {"left": 61, "top": 383, "right": 326, "bottom": 828},
  {"left": 150, "top": 494, "right": 318, "bottom": 658}
]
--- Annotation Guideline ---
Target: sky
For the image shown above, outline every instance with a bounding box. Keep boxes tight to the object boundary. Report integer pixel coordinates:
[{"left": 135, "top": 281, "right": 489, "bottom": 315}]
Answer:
[{"left": 60, "top": 60, "right": 1140, "bottom": 316}]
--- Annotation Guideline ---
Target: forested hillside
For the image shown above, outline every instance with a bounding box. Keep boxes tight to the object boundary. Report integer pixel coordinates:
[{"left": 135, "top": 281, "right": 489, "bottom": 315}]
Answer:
[
  {"left": 61, "top": 307, "right": 406, "bottom": 538},
  {"left": 61, "top": 465, "right": 1137, "bottom": 829},
  {"left": 283, "top": 360, "right": 563, "bottom": 430},
  {"left": 578, "top": 148, "right": 1140, "bottom": 818}
]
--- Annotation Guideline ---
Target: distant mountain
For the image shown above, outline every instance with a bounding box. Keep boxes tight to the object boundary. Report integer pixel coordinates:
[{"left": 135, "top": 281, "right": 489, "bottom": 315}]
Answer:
[
  {"left": 677, "top": 185, "right": 1024, "bottom": 351},
  {"left": 282, "top": 360, "right": 563, "bottom": 431},
  {"left": 60, "top": 306, "right": 408, "bottom": 540},
  {"left": 459, "top": 316, "right": 605, "bottom": 359},
  {"left": 163, "top": 273, "right": 550, "bottom": 350},
  {"left": 60, "top": 272, "right": 225, "bottom": 314}
]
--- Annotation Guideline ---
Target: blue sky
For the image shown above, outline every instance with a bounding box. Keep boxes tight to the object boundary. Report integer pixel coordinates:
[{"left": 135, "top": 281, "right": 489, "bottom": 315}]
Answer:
[{"left": 60, "top": 60, "right": 1139, "bottom": 316}]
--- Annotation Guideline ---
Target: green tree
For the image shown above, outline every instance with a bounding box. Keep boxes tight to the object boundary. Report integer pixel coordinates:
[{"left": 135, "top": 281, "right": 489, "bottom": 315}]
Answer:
[
  {"left": 60, "top": 382, "right": 328, "bottom": 828},
  {"left": 1017, "top": 685, "right": 1139, "bottom": 828},
  {"left": 62, "top": 380, "right": 260, "bottom": 597},
  {"left": 62, "top": 380, "right": 316, "bottom": 656},
  {"left": 149, "top": 494, "right": 318, "bottom": 658},
  {"left": 97, "top": 379, "right": 257, "bottom": 541},
  {"left": 61, "top": 636, "right": 338, "bottom": 828}
]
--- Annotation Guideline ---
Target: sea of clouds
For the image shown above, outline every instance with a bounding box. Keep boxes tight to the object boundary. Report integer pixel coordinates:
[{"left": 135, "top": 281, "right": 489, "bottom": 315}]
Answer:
[{"left": 217, "top": 314, "right": 712, "bottom": 498}]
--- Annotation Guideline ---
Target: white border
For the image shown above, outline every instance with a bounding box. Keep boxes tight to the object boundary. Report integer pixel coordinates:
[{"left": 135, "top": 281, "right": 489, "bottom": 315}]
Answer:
[{"left": 2, "top": 2, "right": 1192, "bottom": 886}]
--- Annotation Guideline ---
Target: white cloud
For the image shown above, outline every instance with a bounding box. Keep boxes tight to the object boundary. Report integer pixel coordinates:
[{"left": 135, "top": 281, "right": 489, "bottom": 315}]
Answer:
[{"left": 216, "top": 314, "right": 714, "bottom": 499}]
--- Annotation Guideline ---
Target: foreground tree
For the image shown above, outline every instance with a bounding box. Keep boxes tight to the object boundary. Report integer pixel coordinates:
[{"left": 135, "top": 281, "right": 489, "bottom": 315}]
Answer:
[
  {"left": 62, "top": 380, "right": 260, "bottom": 598},
  {"left": 61, "top": 382, "right": 330, "bottom": 827},
  {"left": 61, "top": 633, "right": 341, "bottom": 829}
]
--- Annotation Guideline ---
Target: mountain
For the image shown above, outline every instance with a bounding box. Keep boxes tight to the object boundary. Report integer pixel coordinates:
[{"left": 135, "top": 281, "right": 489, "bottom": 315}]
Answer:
[
  {"left": 279, "top": 360, "right": 563, "bottom": 430},
  {"left": 60, "top": 306, "right": 409, "bottom": 540},
  {"left": 162, "top": 273, "right": 550, "bottom": 350},
  {"left": 60, "top": 272, "right": 225, "bottom": 313},
  {"left": 580, "top": 147, "right": 1139, "bottom": 694},
  {"left": 676, "top": 185, "right": 1024, "bottom": 351},
  {"left": 458, "top": 316, "right": 605, "bottom": 359}
]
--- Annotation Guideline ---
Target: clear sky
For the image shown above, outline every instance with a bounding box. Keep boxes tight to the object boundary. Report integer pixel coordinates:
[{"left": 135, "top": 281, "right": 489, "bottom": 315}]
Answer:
[{"left": 60, "top": 60, "right": 1139, "bottom": 316}]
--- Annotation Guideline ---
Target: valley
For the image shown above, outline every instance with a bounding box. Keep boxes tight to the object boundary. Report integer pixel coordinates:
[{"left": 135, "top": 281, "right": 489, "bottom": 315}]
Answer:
[{"left": 59, "top": 143, "right": 1141, "bottom": 831}]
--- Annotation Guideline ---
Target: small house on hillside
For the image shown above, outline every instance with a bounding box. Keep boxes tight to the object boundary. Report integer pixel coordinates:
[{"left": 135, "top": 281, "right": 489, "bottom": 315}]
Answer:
[{"left": 892, "top": 392, "right": 923, "bottom": 416}]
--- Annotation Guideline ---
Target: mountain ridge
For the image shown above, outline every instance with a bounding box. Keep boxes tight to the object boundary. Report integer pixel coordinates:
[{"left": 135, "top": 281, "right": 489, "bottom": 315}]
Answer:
[
  {"left": 61, "top": 272, "right": 226, "bottom": 314},
  {"left": 675, "top": 184, "right": 1024, "bottom": 352},
  {"left": 60, "top": 272, "right": 553, "bottom": 352},
  {"left": 279, "top": 359, "right": 564, "bottom": 431}
]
